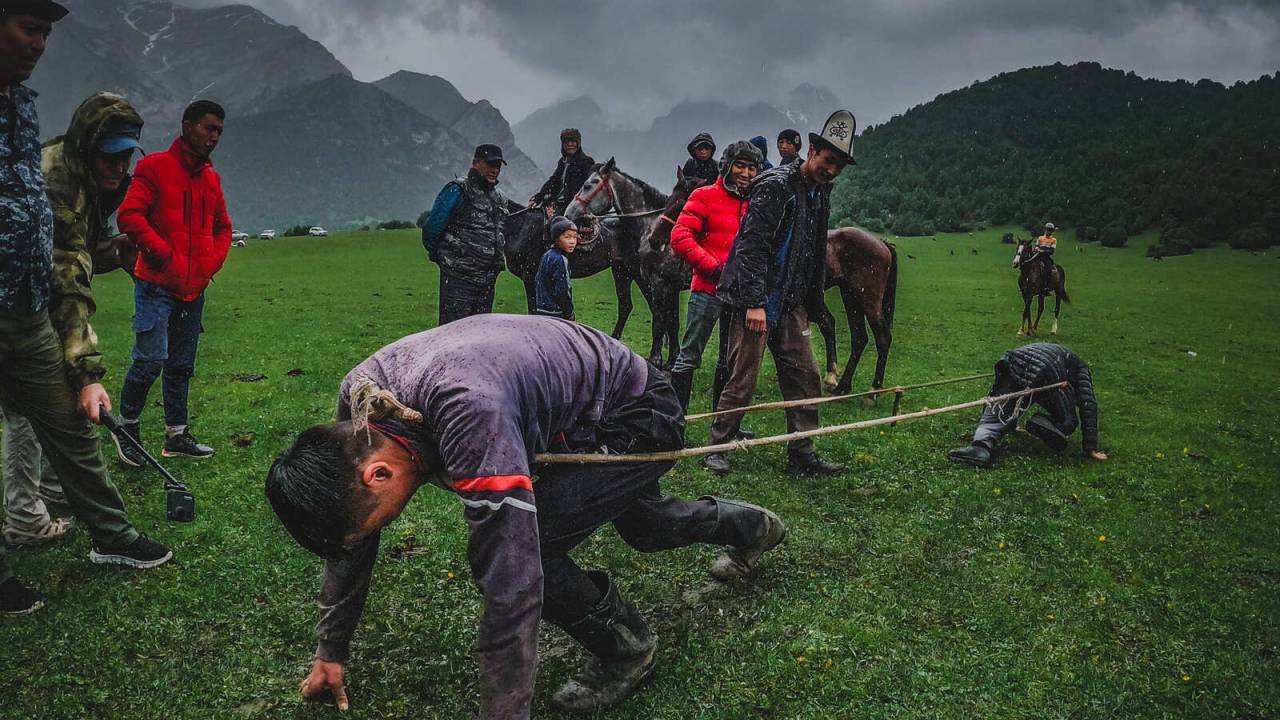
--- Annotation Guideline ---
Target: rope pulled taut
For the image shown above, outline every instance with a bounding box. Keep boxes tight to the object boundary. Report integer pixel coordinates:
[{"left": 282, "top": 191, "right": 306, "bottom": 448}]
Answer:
[
  {"left": 533, "top": 381, "right": 1066, "bottom": 465},
  {"left": 684, "top": 372, "right": 996, "bottom": 422}
]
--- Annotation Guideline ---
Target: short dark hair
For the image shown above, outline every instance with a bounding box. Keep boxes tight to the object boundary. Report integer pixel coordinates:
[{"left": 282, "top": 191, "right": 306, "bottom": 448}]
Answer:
[
  {"left": 183, "top": 99, "right": 225, "bottom": 125},
  {"left": 265, "top": 423, "right": 379, "bottom": 559}
]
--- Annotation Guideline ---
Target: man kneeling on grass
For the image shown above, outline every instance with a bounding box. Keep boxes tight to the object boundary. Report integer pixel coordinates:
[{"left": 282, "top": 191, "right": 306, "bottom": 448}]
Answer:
[
  {"left": 949, "top": 342, "right": 1108, "bottom": 468},
  {"left": 266, "top": 314, "right": 785, "bottom": 718}
]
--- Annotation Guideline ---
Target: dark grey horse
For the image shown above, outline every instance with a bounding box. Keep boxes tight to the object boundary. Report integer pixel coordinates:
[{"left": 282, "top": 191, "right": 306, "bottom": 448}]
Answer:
[{"left": 562, "top": 158, "right": 683, "bottom": 366}]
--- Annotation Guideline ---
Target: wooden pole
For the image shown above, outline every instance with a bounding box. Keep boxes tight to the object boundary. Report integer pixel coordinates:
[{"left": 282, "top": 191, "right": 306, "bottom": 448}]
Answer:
[
  {"left": 535, "top": 382, "right": 1065, "bottom": 464},
  {"left": 684, "top": 372, "right": 994, "bottom": 422}
]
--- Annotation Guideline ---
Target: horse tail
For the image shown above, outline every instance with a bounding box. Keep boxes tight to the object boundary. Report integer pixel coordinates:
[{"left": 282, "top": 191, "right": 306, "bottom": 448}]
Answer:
[
  {"left": 882, "top": 241, "right": 899, "bottom": 328},
  {"left": 1057, "top": 265, "right": 1071, "bottom": 304}
]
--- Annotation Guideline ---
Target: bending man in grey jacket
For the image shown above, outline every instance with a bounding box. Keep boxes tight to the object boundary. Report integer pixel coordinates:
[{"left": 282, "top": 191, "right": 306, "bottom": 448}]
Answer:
[{"left": 265, "top": 315, "right": 786, "bottom": 719}]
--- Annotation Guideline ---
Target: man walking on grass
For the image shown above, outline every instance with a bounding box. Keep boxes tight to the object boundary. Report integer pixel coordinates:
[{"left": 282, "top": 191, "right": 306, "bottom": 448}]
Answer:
[
  {"left": 113, "top": 99, "right": 232, "bottom": 465},
  {"left": 266, "top": 315, "right": 786, "bottom": 718},
  {"left": 703, "top": 111, "right": 858, "bottom": 477},
  {"left": 0, "top": 0, "right": 173, "bottom": 616}
]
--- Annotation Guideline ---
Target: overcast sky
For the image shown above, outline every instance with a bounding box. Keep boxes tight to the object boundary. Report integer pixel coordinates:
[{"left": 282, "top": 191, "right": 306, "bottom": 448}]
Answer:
[{"left": 189, "top": 0, "right": 1280, "bottom": 128}]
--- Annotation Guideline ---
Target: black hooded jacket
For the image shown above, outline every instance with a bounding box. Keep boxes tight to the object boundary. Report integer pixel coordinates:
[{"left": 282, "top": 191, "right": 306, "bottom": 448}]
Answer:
[
  {"left": 682, "top": 132, "right": 719, "bottom": 183},
  {"left": 716, "top": 162, "right": 829, "bottom": 324},
  {"left": 998, "top": 343, "right": 1100, "bottom": 451},
  {"left": 533, "top": 149, "right": 596, "bottom": 209}
]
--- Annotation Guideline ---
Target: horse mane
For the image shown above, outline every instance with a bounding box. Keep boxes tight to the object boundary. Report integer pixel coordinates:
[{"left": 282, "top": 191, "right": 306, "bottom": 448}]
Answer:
[{"left": 616, "top": 169, "right": 669, "bottom": 207}]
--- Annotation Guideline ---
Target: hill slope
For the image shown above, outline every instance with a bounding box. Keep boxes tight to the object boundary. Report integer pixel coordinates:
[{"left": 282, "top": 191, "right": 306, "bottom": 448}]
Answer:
[{"left": 830, "top": 62, "right": 1280, "bottom": 247}]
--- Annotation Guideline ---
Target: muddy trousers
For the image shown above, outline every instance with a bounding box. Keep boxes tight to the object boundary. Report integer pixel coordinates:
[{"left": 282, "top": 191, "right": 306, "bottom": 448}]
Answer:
[
  {"left": 535, "top": 457, "right": 767, "bottom": 629},
  {"left": 972, "top": 371, "right": 1077, "bottom": 449},
  {"left": 710, "top": 307, "right": 822, "bottom": 455},
  {"left": 0, "top": 310, "right": 139, "bottom": 585},
  {"left": 438, "top": 271, "right": 496, "bottom": 326}
]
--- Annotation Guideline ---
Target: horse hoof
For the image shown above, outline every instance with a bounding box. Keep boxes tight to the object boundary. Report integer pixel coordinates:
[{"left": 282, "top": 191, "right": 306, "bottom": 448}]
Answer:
[
  {"left": 823, "top": 372, "right": 839, "bottom": 392},
  {"left": 833, "top": 384, "right": 851, "bottom": 397},
  {"left": 1016, "top": 330, "right": 1024, "bottom": 336}
]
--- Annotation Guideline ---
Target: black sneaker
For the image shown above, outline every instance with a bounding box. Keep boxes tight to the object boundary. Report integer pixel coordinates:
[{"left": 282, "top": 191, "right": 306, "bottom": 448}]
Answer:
[
  {"left": 786, "top": 452, "right": 845, "bottom": 477},
  {"left": 163, "top": 430, "right": 214, "bottom": 459},
  {"left": 90, "top": 534, "right": 173, "bottom": 569},
  {"left": 0, "top": 577, "right": 44, "bottom": 616},
  {"left": 112, "top": 421, "right": 147, "bottom": 468},
  {"left": 703, "top": 453, "right": 731, "bottom": 475}
]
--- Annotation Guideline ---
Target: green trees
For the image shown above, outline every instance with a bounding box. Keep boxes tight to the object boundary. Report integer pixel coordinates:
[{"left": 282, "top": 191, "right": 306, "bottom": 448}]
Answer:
[{"left": 830, "top": 63, "right": 1280, "bottom": 252}]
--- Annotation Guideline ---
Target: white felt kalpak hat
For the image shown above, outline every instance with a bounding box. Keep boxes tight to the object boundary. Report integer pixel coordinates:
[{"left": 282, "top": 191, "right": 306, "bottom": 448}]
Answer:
[{"left": 808, "top": 109, "right": 857, "bottom": 165}]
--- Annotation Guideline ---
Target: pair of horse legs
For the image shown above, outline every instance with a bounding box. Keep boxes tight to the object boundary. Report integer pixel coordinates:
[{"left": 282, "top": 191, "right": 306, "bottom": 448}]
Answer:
[{"left": 814, "top": 286, "right": 892, "bottom": 396}]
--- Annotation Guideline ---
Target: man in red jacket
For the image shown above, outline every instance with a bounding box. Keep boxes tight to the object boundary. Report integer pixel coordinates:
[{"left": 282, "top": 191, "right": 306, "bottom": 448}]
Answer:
[
  {"left": 667, "top": 140, "right": 761, "bottom": 424},
  {"left": 114, "top": 100, "right": 231, "bottom": 465}
]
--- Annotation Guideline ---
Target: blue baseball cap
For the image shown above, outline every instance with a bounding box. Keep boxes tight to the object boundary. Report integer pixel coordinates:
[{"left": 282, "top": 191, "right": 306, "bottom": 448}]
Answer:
[
  {"left": 96, "top": 122, "right": 143, "bottom": 155},
  {"left": 474, "top": 143, "right": 507, "bottom": 165}
]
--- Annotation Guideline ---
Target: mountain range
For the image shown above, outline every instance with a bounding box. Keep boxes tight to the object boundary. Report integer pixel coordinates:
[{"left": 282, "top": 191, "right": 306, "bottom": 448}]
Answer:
[
  {"left": 32, "top": 0, "right": 542, "bottom": 231},
  {"left": 30, "top": 0, "right": 848, "bottom": 230}
]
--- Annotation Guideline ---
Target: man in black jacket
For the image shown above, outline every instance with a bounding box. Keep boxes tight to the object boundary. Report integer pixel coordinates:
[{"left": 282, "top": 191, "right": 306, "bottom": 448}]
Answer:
[
  {"left": 529, "top": 128, "right": 595, "bottom": 217},
  {"left": 949, "top": 343, "right": 1108, "bottom": 468},
  {"left": 702, "top": 111, "right": 857, "bottom": 477}
]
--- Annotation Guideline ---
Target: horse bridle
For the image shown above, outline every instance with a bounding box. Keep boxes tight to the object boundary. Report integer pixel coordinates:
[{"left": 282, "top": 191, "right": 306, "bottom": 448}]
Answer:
[{"left": 571, "top": 173, "right": 620, "bottom": 217}]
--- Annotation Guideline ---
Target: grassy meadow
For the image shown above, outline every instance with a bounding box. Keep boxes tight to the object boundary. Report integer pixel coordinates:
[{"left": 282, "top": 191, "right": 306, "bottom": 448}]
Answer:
[{"left": 0, "top": 227, "right": 1276, "bottom": 719}]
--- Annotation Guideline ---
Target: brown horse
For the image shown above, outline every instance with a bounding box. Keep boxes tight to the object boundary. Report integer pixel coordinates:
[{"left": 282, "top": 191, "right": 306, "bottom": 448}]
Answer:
[
  {"left": 1012, "top": 237, "right": 1070, "bottom": 335},
  {"left": 812, "top": 227, "right": 899, "bottom": 395}
]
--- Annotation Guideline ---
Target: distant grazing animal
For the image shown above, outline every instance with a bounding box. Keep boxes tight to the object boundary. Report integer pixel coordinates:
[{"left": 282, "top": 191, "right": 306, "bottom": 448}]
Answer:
[{"left": 1012, "top": 236, "right": 1070, "bottom": 335}]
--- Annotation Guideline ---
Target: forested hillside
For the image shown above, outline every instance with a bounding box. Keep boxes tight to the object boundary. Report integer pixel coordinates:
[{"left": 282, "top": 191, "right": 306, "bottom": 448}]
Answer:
[{"left": 831, "top": 62, "right": 1280, "bottom": 252}]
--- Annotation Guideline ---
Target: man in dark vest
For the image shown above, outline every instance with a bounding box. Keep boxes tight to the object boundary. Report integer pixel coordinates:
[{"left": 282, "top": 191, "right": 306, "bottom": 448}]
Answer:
[
  {"left": 422, "top": 144, "right": 510, "bottom": 325},
  {"left": 528, "top": 128, "right": 594, "bottom": 217}
]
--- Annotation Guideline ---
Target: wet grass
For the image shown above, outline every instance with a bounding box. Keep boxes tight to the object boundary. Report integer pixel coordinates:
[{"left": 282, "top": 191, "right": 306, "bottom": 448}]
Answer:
[{"left": 1, "top": 227, "right": 1276, "bottom": 719}]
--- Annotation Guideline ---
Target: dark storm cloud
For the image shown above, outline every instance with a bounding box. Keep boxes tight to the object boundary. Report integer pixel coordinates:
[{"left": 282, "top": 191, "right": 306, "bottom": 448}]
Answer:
[{"left": 184, "top": 0, "right": 1280, "bottom": 125}]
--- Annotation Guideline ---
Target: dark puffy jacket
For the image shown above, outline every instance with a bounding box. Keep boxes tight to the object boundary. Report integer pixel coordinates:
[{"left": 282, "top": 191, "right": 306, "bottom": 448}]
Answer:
[
  {"left": 683, "top": 132, "right": 719, "bottom": 183},
  {"left": 716, "top": 162, "right": 829, "bottom": 324},
  {"left": 533, "top": 150, "right": 595, "bottom": 209},
  {"left": 999, "top": 343, "right": 1099, "bottom": 451},
  {"left": 434, "top": 169, "right": 510, "bottom": 285},
  {"left": 118, "top": 136, "right": 232, "bottom": 302}
]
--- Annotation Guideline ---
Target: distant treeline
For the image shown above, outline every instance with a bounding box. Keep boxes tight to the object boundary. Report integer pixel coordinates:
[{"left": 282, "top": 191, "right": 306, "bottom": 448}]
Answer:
[{"left": 830, "top": 62, "right": 1280, "bottom": 254}]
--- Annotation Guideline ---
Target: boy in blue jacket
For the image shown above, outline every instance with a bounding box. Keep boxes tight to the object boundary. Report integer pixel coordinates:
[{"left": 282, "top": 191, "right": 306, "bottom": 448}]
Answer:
[{"left": 535, "top": 215, "right": 579, "bottom": 320}]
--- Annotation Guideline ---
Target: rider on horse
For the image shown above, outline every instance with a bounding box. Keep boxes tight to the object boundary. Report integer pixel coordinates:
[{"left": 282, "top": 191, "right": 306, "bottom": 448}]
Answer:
[
  {"left": 529, "top": 128, "right": 595, "bottom": 217},
  {"left": 1032, "top": 222, "right": 1057, "bottom": 294}
]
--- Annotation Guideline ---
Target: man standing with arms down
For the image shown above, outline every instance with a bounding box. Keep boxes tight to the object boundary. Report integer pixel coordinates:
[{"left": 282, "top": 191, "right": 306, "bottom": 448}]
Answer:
[
  {"left": 422, "top": 144, "right": 511, "bottom": 325},
  {"left": 266, "top": 315, "right": 786, "bottom": 718},
  {"left": 113, "top": 99, "right": 231, "bottom": 465},
  {"left": 0, "top": 0, "right": 173, "bottom": 615},
  {"left": 703, "top": 111, "right": 857, "bottom": 477}
]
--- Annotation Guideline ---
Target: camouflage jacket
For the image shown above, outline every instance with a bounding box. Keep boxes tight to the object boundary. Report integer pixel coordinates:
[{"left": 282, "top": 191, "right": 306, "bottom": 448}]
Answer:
[
  {"left": 41, "top": 93, "right": 144, "bottom": 388},
  {"left": 0, "top": 83, "right": 55, "bottom": 313}
]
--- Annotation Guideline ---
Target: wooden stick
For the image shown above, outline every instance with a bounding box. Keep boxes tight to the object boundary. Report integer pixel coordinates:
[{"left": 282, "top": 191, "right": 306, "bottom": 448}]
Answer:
[
  {"left": 684, "top": 372, "right": 995, "bottom": 422},
  {"left": 535, "top": 382, "right": 1065, "bottom": 464}
]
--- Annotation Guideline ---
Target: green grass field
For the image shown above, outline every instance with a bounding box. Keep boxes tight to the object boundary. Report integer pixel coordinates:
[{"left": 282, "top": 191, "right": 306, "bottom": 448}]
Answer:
[{"left": 1, "top": 227, "right": 1276, "bottom": 719}]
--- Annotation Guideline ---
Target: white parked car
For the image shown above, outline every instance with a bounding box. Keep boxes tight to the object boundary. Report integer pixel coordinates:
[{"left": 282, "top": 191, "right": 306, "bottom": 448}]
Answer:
[
  {"left": 308, "top": 226, "right": 328, "bottom": 237},
  {"left": 231, "top": 231, "right": 249, "bottom": 247},
  {"left": 259, "top": 230, "right": 276, "bottom": 240}
]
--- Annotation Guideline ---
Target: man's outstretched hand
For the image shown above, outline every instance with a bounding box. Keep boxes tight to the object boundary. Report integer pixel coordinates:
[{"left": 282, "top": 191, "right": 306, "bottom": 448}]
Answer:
[{"left": 300, "top": 659, "right": 349, "bottom": 712}]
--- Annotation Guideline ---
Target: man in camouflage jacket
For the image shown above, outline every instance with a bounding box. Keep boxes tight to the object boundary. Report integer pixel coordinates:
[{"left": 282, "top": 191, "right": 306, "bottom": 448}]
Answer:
[{"left": 1, "top": 92, "right": 143, "bottom": 546}]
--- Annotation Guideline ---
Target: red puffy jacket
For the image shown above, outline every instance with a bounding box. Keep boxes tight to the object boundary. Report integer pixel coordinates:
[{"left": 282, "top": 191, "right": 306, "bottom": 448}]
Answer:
[
  {"left": 119, "top": 137, "right": 232, "bottom": 301},
  {"left": 670, "top": 176, "right": 748, "bottom": 294}
]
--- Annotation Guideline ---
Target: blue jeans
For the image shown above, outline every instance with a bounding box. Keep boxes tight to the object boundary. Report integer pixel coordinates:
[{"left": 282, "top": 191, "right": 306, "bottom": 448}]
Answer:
[
  {"left": 671, "top": 291, "right": 729, "bottom": 375},
  {"left": 120, "top": 281, "right": 205, "bottom": 427}
]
